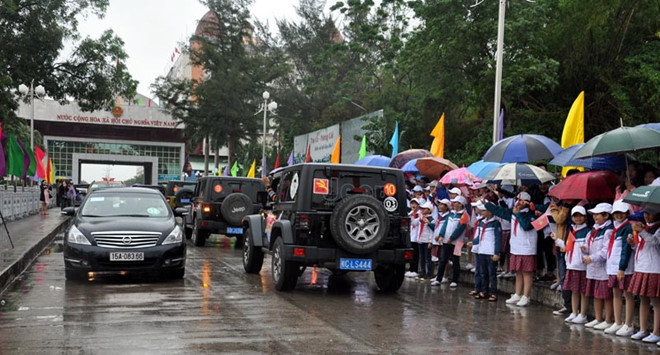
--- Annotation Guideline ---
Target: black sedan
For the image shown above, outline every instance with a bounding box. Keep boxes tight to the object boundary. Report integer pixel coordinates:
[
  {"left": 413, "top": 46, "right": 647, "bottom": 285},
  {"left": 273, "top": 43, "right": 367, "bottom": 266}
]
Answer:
[{"left": 62, "top": 187, "right": 187, "bottom": 280}]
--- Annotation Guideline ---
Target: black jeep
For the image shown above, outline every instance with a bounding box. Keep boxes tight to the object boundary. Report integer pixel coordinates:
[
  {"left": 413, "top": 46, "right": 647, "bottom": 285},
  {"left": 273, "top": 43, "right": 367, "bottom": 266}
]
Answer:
[
  {"left": 185, "top": 177, "right": 267, "bottom": 247},
  {"left": 242, "top": 163, "right": 413, "bottom": 292}
]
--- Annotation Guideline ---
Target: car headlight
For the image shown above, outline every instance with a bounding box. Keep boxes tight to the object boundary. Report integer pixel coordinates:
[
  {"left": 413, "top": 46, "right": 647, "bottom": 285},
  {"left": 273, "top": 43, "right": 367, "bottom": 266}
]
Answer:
[
  {"left": 162, "top": 225, "right": 183, "bottom": 245},
  {"left": 67, "top": 225, "right": 91, "bottom": 245}
]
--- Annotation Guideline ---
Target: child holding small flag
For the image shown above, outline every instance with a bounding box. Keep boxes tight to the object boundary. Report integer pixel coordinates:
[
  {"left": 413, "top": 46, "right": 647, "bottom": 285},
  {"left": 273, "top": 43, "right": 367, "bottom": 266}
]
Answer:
[
  {"left": 582, "top": 203, "right": 614, "bottom": 330},
  {"left": 627, "top": 207, "right": 660, "bottom": 342},
  {"left": 604, "top": 201, "right": 635, "bottom": 336},
  {"left": 412, "top": 201, "right": 436, "bottom": 280},
  {"left": 558, "top": 206, "right": 591, "bottom": 324}
]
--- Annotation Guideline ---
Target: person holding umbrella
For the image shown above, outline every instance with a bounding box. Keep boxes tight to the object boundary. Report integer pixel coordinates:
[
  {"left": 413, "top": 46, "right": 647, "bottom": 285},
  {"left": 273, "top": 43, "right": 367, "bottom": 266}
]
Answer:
[{"left": 483, "top": 191, "right": 537, "bottom": 307}]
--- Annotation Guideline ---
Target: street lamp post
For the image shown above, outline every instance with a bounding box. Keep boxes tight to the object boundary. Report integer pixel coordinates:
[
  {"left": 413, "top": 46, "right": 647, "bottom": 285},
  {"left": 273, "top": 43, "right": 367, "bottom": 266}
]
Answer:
[
  {"left": 18, "top": 80, "right": 46, "bottom": 150},
  {"left": 261, "top": 91, "right": 277, "bottom": 176}
]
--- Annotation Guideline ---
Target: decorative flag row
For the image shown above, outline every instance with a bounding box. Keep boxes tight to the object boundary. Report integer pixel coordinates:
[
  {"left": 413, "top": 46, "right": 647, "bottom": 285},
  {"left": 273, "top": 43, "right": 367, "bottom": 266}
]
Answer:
[{"left": 0, "top": 124, "right": 56, "bottom": 183}]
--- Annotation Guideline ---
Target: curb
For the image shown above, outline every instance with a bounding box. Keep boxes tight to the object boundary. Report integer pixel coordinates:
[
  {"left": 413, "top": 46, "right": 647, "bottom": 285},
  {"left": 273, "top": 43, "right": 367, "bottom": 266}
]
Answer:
[{"left": 0, "top": 217, "right": 72, "bottom": 295}]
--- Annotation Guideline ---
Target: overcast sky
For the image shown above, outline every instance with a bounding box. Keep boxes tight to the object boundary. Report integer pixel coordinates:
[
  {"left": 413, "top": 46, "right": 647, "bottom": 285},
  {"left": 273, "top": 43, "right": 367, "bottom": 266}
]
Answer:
[{"left": 75, "top": 0, "right": 328, "bottom": 98}]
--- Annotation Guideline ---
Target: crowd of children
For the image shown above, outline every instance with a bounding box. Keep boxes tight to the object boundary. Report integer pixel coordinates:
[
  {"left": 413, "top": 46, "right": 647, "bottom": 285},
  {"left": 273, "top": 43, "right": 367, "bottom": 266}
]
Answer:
[{"left": 404, "top": 165, "right": 660, "bottom": 345}]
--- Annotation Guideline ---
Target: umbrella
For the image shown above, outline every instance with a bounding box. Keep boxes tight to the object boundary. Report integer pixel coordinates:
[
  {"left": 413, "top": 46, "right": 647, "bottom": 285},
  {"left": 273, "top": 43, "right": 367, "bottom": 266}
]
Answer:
[
  {"left": 388, "top": 149, "right": 433, "bottom": 169},
  {"left": 636, "top": 123, "right": 660, "bottom": 131},
  {"left": 466, "top": 160, "right": 504, "bottom": 179},
  {"left": 573, "top": 126, "right": 660, "bottom": 159},
  {"left": 415, "top": 157, "right": 459, "bottom": 179},
  {"left": 354, "top": 155, "right": 391, "bottom": 167},
  {"left": 548, "top": 170, "right": 621, "bottom": 201},
  {"left": 548, "top": 143, "right": 628, "bottom": 171},
  {"left": 401, "top": 158, "right": 420, "bottom": 173},
  {"left": 482, "top": 134, "right": 563, "bottom": 163},
  {"left": 623, "top": 185, "right": 660, "bottom": 210},
  {"left": 439, "top": 167, "right": 480, "bottom": 185},
  {"left": 484, "top": 163, "right": 556, "bottom": 186}
]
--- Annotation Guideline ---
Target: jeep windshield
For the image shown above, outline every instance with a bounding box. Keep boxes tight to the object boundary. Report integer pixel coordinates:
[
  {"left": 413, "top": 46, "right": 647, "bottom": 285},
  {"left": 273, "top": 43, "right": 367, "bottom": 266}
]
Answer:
[
  {"left": 310, "top": 169, "right": 403, "bottom": 212},
  {"left": 167, "top": 181, "right": 196, "bottom": 195}
]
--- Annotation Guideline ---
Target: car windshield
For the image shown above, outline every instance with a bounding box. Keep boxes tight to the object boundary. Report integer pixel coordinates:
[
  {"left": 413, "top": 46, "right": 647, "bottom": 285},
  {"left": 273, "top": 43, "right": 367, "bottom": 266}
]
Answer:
[
  {"left": 90, "top": 182, "right": 124, "bottom": 191},
  {"left": 80, "top": 193, "right": 171, "bottom": 218}
]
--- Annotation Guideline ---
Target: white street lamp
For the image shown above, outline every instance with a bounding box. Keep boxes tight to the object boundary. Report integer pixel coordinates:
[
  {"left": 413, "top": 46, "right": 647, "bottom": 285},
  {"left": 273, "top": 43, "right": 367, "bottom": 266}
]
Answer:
[
  {"left": 261, "top": 91, "right": 277, "bottom": 176},
  {"left": 18, "top": 81, "right": 46, "bottom": 150}
]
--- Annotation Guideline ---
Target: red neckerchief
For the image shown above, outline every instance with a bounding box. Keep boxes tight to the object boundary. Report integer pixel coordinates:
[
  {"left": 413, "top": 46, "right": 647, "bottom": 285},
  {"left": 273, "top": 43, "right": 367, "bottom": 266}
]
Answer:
[
  {"left": 419, "top": 213, "right": 427, "bottom": 239},
  {"left": 608, "top": 220, "right": 629, "bottom": 258},
  {"left": 479, "top": 220, "right": 491, "bottom": 243},
  {"left": 471, "top": 218, "right": 481, "bottom": 241},
  {"left": 636, "top": 225, "right": 652, "bottom": 261}
]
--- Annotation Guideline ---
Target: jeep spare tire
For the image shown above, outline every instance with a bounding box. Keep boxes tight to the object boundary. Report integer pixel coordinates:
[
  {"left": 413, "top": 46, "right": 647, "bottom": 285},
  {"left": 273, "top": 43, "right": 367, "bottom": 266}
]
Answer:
[
  {"left": 330, "top": 195, "right": 389, "bottom": 254},
  {"left": 220, "top": 193, "right": 252, "bottom": 226}
]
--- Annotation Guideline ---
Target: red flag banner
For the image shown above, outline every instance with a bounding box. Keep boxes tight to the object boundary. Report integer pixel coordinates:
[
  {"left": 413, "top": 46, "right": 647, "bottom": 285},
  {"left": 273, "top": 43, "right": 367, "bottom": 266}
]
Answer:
[
  {"left": 34, "top": 146, "right": 46, "bottom": 179},
  {"left": 532, "top": 213, "right": 550, "bottom": 231},
  {"left": 274, "top": 154, "right": 280, "bottom": 169}
]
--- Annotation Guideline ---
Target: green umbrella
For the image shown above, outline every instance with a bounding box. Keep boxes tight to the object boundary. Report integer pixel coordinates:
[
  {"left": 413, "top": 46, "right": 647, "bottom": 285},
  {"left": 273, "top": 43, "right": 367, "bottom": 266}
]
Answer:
[
  {"left": 623, "top": 185, "right": 660, "bottom": 209},
  {"left": 573, "top": 126, "right": 660, "bottom": 159}
]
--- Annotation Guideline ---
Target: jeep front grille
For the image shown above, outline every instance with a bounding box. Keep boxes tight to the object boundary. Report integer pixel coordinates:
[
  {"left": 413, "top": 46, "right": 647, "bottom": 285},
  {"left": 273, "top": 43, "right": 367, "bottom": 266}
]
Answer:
[{"left": 91, "top": 231, "right": 162, "bottom": 249}]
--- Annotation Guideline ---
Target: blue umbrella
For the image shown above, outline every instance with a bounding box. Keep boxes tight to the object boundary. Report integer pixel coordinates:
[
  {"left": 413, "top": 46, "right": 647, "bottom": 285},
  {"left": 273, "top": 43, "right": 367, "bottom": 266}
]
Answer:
[
  {"left": 354, "top": 155, "right": 391, "bottom": 167},
  {"left": 401, "top": 158, "right": 419, "bottom": 173},
  {"left": 467, "top": 160, "right": 503, "bottom": 179},
  {"left": 482, "top": 134, "right": 563, "bottom": 163},
  {"left": 637, "top": 123, "right": 660, "bottom": 131},
  {"left": 548, "top": 143, "right": 628, "bottom": 171}
]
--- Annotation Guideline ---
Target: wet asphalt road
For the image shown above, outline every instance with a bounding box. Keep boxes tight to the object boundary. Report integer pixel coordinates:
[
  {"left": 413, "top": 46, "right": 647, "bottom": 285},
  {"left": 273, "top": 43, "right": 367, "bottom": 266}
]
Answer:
[{"left": 1, "top": 236, "right": 658, "bottom": 354}]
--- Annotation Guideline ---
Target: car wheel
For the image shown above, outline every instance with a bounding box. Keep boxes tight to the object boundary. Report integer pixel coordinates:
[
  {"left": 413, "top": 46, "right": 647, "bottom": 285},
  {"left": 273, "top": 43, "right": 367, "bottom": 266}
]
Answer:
[
  {"left": 243, "top": 228, "right": 264, "bottom": 274},
  {"left": 220, "top": 193, "right": 252, "bottom": 225},
  {"left": 191, "top": 222, "right": 208, "bottom": 247},
  {"left": 272, "top": 237, "right": 298, "bottom": 291},
  {"left": 374, "top": 264, "right": 405, "bottom": 292},
  {"left": 329, "top": 195, "right": 389, "bottom": 254},
  {"left": 65, "top": 268, "right": 86, "bottom": 281}
]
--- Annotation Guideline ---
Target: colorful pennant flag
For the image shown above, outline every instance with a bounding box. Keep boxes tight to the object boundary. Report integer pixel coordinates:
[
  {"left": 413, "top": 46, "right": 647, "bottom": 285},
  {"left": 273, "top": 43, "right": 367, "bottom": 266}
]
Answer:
[
  {"left": 7, "top": 134, "right": 25, "bottom": 178},
  {"left": 46, "top": 157, "right": 54, "bottom": 184},
  {"left": 222, "top": 165, "right": 229, "bottom": 176},
  {"left": 0, "top": 124, "right": 5, "bottom": 177},
  {"left": 246, "top": 159, "right": 256, "bottom": 178},
  {"left": 389, "top": 121, "right": 399, "bottom": 158},
  {"left": 274, "top": 154, "right": 281, "bottom": 169},
  {"left": 358, "top": 135, "right": 367, "bottom": 160},
  {"left": 230, "top": 161, "right": 238, "bottom": 177},
  {"left": 305, "top": 145, "right": 311, "bottom": 163},
  {"left": 330, "top": 135, "right": 341, "bottom": 164},
  {"left": 34, "top": 146, "right": 46, "bottom": 179},
  {"left": 287, "top": 151, "right": 294, "bottom": 166},
  {"left": 561, "top": 91, "right": 585, "bottom": 176},
  {"left": 430, "top": 113, "right": 445, "bottom": 158}
]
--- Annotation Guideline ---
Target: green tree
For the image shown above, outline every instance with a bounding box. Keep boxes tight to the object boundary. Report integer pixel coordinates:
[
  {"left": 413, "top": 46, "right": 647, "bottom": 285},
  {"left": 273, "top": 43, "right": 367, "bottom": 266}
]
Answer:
[{"left": 0, "top": 0, "right": 138, "bottom": 145}]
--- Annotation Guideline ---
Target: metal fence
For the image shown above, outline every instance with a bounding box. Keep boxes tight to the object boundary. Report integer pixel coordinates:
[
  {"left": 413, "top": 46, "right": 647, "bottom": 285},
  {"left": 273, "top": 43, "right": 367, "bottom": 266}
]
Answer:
[{"left": 0, "top": 186, "right": 55, "bottom": 222}]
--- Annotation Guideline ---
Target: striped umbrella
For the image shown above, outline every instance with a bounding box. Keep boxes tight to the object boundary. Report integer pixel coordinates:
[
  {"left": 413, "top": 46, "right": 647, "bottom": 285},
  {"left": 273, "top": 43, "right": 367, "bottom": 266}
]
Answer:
[
  {"left": 482, "top": 134, "right": 562, "bottom": 163},
  {"left": 466, "top": 160, "right": 504, "bottom": 179},
  {"left": 484, "top": 163, "right": 556, "bottom": 186}
]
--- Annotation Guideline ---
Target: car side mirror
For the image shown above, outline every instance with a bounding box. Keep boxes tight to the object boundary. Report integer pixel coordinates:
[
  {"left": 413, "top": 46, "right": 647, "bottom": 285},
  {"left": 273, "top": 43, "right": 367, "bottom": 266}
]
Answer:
[
  {"left": 61, "top": 207, "right": 76, "bottom": 216},
  {"left": 256, "top": 191, "right": 268, "bottom": 205},
  {"left": 174, "top": 207, "right": 189, "bottom": 217}
]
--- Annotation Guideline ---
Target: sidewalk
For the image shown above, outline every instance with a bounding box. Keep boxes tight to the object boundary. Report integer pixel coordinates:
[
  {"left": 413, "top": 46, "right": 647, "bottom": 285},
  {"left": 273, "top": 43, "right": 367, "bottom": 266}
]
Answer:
[{"left": 0, "top": 209, "right": 71, "bottom": 294}]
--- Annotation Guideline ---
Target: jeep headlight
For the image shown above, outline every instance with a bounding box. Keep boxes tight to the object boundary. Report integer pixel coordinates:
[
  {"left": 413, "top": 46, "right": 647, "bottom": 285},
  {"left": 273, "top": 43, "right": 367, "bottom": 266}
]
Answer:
[
  {"left": 67, "top": 225, "right": 91, "bottom": 245},
  {"left": 162, "top": 225, "right": 183, "bottom": 245}
]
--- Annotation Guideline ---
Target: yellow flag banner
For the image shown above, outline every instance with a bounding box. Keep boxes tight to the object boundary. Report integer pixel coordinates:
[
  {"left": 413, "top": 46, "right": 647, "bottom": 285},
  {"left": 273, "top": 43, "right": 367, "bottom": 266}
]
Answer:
[
  {"left": 246, "top": 159, "right": 256, "bottom": 178},
  {"left": 561, "top": 91, "right": 585, "bottom": 176},
  {"left": 331, "top": 135, "right": 341, "bottom": 164},
  {"left": 430, "top": 113, "right": 445, "bottom": 158}
]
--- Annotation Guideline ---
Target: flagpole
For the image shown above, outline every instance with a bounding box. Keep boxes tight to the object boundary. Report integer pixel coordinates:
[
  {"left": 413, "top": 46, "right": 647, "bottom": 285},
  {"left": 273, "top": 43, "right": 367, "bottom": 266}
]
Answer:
[{"left": 492, "top": 0, "right": 506, "bottom": 144}]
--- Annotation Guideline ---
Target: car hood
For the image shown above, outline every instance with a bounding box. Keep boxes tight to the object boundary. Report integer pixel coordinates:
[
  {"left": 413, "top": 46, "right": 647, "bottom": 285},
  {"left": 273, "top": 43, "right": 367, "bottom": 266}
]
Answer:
[{"left": 74, "top": 216, "right": 177, "bottom": 236}]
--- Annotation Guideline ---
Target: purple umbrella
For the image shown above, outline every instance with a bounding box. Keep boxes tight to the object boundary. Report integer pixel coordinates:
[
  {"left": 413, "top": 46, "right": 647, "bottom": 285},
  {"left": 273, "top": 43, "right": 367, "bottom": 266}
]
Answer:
[
  {"left": 354, "top": 155, "right": 391, "bottom": 167},
  {"left": 482, "top": 134, "right": 562, "bottom": 163},
  {"left": 388, "top": 149, "right": 433, "bottom": 169}
]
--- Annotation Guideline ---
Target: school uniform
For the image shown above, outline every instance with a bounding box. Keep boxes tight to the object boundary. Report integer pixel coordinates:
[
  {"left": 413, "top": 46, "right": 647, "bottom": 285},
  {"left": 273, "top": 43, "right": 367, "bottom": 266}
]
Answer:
[
  {"left": 485, "top": 202, "right": 537, "bottom": 272},
  {"left": 472, "top": 216, "right": 502, "bottom": 296},
  {"left": 434, "top": 209, "right": 468, "bottom": 283},
  {"left": 584, "top": 220, "right": 614, "bottom": 300},
  {"left": 409, "top": 208, "right": 421, "bottom": 273},
  {"left": 628, "top": 222, "right": 660, "bottom": 298},
  {"left": 563, "top": 224, "right": 590, "bottom": 294},
  {"left": 606, "top": 219, "right": 634, "bottom": 290},
  {"left": 470, "top": 215, "right": 484, "bottom": 292},
  {"left": 412, "top": 212, "right": 436, "bottom": 277}
]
